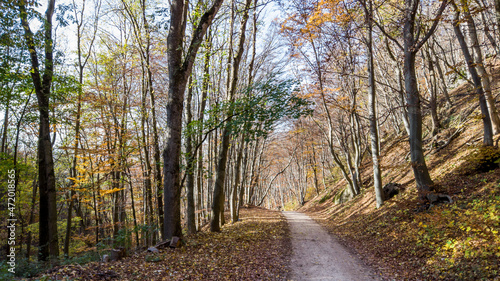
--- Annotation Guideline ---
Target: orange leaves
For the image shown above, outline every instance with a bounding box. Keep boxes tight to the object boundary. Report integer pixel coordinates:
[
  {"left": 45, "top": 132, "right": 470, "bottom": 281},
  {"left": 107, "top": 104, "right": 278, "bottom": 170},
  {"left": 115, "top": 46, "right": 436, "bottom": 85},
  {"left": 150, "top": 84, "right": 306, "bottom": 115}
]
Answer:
[
  {"left": 313, "top": 0, "right": 354, "bottom": 27},
  {"left": 100, "top": 187, "right": 126, "bottom": 196},
  {"left": 281, "top": 0, "right": 355, "bottom": 46}
]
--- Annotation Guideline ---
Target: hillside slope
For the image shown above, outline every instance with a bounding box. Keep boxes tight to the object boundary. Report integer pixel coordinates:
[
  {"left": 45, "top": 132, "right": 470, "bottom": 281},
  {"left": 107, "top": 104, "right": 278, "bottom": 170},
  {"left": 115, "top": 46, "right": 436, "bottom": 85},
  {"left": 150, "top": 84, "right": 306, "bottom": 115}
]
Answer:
[{"left": 299, "top": 63, "right": 500, "bottom": 280}]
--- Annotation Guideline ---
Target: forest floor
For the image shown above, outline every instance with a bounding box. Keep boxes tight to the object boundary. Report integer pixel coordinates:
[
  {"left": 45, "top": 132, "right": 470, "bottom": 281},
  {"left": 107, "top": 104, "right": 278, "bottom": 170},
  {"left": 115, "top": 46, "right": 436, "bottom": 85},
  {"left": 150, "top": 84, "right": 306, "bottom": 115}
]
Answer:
[
  {"left": 298, "top": 65, "right": 500, "bottom": 280},
  {"left": 32, "top": 206, "right": 290, "bottom": 281},
  {"left": 301, "top": 168, "right": 500, "bottom": 281},
  {"left": 283, "top": 211, "right": 381, "bottom": 281}
]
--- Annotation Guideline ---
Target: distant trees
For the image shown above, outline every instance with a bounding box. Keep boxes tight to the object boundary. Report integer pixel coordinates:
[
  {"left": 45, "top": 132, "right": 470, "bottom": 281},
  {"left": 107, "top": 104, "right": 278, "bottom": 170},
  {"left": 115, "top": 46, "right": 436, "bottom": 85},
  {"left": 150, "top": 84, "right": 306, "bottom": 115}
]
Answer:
[
  {"left": 210, "top": 0, "right": 253, "bottom": 233},
  {"left": 278, "top": 0, "right": 500, "bottom": 206},
  {"left": 3, "top": 0, "right": 500, "bottom": 271}
]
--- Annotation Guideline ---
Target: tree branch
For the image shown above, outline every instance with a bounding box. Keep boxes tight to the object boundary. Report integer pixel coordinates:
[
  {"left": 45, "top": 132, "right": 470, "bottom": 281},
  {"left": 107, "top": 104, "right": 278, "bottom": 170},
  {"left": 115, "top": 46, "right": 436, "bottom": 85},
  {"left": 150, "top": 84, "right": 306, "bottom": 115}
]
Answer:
[{"left": 414, "top": 0, "right": 449, "bottom": 52}]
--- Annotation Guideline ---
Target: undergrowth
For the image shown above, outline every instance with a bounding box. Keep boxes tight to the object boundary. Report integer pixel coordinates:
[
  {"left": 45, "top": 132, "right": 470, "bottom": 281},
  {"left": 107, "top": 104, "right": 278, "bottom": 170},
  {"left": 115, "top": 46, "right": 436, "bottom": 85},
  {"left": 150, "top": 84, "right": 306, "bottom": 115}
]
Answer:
[{"left": 458, "top": 145, "right": 500, "bottom": 175}]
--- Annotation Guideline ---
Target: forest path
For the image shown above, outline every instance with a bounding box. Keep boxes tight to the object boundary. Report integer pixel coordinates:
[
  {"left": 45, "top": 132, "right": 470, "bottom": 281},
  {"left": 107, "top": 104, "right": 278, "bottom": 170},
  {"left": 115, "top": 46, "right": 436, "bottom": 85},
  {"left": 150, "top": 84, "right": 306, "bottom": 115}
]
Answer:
[{"left": 283, "top": 211, "right": 381, "bottom": 281}]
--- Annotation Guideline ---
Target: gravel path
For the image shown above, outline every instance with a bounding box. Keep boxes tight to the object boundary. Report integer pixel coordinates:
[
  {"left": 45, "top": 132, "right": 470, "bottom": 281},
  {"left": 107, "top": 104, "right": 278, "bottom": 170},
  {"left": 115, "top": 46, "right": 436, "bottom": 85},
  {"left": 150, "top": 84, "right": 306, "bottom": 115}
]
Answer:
[{"left": 283, "top": 211, "right": 381, "bottom": 281}]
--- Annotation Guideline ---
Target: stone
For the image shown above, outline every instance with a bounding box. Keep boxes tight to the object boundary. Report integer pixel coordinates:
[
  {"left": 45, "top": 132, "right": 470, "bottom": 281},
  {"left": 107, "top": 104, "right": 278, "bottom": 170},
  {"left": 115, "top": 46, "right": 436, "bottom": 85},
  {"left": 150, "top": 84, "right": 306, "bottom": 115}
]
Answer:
[
  {"left": 147, "top": 247, "right": 159, "bottom": 253},
  {"left": 426, "top": 193, "right": 452, "bottom": 206},
  {"left": 382, "top": 183, "right": 400, "bottom": 200},
  {"left": 334, "top": 188, "right": 352, "bottom": 205}
]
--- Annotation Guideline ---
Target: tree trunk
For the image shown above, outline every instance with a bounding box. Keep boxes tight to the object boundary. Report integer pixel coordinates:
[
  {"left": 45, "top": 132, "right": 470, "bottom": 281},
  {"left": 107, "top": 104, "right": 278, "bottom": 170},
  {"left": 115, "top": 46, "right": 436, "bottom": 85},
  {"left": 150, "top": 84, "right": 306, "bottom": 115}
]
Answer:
[
  {"left": 196, "top": 31, "right": 212, "bottom": 230},
  {"left": 403, "top": 0, "right": 446, "bottom": 193},
  {"left": 163, "top": 0, "right": 224, "bottom": 239},
  {"left": 494, "top": 0, "right": 500, "bottom": 49},
  {"left": 474, "top": 0, "right": 497, "bottom": 54},
  {"left": 19, "top": 0, "right": 59, "bottom": 260},
  {"left": 430, "top": 41, "right": 453, "bottom": 107},
  {"left": 364, "top": 0, "right": 384, "bottom": 207},
  {"left": 461, "top": 0, "right": 500, "bottom": 134},
  {"left": 210, "top": 0, "right": 252, "bottom": 232},
  {"left": 453, "top": 7, "right": 494, "bottom": 146},
  {"left": 144, "top": 5, "right": 163, "bottom": 241},
  {"left": 1, "top": 100, "right": 9, "bottom": 155},
  {"left": 423, "top": 48, "right": 441, "bottom": 136},
  {"left": 230, "top": 136, "right": 245, "bottom": 222},
  {"left": 26, "top": 179, "right": 37, "bottom": 261},
  {"left": 185, "top": 76, "right": 196, "bottom": 234},
  {"left": 127, "top": 169, "right": 140, "bottom": 246}
]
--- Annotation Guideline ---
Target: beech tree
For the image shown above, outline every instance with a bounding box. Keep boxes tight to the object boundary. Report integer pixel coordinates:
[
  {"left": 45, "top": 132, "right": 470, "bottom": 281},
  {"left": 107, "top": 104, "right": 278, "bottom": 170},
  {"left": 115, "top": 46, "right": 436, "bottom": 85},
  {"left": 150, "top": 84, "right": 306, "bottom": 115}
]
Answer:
[
  {"left": 18, "top": 0, "right": 60, "bottom": 260},
  {"left": 451, "top": 0, "right": 493, "bottom": 146},
  {"left": 211, "top": 0, "right": 253, "bottom": 233},
  {"left": 360, "top": 0, "right": 384, "bottom": 208},
  {"left": 399, "top": 0, "right": 447, "bottom": 192},
  {"left": 163, "top": 0, "right": 225, "bottom": 239}
]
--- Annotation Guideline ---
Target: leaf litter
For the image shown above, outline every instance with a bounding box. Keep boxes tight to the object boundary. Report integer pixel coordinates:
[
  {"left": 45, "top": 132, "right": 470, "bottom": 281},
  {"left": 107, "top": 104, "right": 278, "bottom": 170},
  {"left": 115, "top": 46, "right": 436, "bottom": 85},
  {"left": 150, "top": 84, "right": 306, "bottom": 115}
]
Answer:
[{"left": 35, "top": 206, "right": 291, "bottom": 281}]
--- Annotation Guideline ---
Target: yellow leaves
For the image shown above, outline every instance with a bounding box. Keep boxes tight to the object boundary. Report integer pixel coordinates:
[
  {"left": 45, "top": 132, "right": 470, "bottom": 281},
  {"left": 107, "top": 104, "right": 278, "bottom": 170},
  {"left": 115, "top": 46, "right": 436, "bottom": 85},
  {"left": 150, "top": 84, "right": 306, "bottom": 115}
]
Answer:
[
  {"left": 100, "top": 187, "right": 126, "bottom": 196},
  {"left": 76, "top": 165, "right": 87, "bottom": 174},
  {"left": 67, "top": 177, "right": 78, "bottom": 182},
  {"left": 447, "top": 220, "right": 455, "bottom": 228}
]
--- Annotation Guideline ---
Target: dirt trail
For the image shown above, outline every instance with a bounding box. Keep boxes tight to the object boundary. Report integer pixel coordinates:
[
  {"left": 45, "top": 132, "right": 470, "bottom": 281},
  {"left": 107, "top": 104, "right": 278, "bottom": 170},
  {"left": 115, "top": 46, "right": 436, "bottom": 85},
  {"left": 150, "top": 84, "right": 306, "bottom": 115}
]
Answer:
[{"left": 283, "top": 211, "right": 381, "bottom": 281}]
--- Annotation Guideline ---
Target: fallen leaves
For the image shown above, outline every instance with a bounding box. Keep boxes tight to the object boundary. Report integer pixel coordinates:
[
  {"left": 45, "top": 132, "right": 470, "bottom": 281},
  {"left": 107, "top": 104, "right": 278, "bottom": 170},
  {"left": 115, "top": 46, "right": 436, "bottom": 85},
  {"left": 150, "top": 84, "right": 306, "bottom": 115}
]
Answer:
[
  {"left": 35, "top": 206, "right": 291, "bottom": 281},
  {"left": 302, "top": 145, "right": 500, "bottom": 280}
]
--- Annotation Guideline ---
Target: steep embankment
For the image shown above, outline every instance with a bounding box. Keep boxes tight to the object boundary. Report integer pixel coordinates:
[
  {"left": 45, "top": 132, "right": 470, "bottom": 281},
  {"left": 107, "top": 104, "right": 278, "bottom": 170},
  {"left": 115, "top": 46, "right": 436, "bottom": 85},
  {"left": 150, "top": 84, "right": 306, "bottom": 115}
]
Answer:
[{"left": 299, "top": 63, "right": 500, "bottom": 280}]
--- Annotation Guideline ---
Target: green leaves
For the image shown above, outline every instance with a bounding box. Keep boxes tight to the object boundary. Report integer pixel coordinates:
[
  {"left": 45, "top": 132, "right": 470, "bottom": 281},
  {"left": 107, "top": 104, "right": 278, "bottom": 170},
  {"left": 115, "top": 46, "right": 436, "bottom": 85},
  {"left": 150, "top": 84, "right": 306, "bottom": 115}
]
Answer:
[
  {"left": 229, "top": 77, "right": 312, "bottom": 139},
  {"left": 186, "top": 75, "right": 312, "bottom": 142}
]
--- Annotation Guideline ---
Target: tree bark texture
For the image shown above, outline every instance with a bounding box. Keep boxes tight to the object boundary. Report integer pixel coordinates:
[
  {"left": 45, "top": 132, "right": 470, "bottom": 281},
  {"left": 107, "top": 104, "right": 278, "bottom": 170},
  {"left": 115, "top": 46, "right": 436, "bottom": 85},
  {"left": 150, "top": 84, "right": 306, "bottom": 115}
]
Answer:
[
  {"left": 402, "top": 0, "right": 447, "bottom": 192},
  {"left": 364, "top": 0, "right": 384, "bottom": 208},
  {"left": 164, "top": 0, "right": 224, "bottom": 239},
  {"left": 19, "top": 0, "right": 60, "bottom": 260}
]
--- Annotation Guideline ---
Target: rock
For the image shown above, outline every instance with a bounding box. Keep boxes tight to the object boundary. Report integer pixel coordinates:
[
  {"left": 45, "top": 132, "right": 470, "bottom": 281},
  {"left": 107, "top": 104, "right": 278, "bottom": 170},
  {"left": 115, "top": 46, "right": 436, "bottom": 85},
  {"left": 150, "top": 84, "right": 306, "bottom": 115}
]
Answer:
[
  {"left": 426, "top": 193, "right": 452, "bottom": 206},
  {"left": 334, "top": 188, "right": 352, "bottom": 205},
  {"left": 145, "top": 254, "right": 163, "bottom": 262},
  {"left": 147, "top": 247, "right": 159, "bottom": 253},
  {"left": 102, "top": 255, "right": 110, "bottom": 263},
  {"left": 169, "top": 236, "right": 181, "bottom": 248},
  {"left": 382, "top": 183, "right": 401, "bottom": 200}
]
